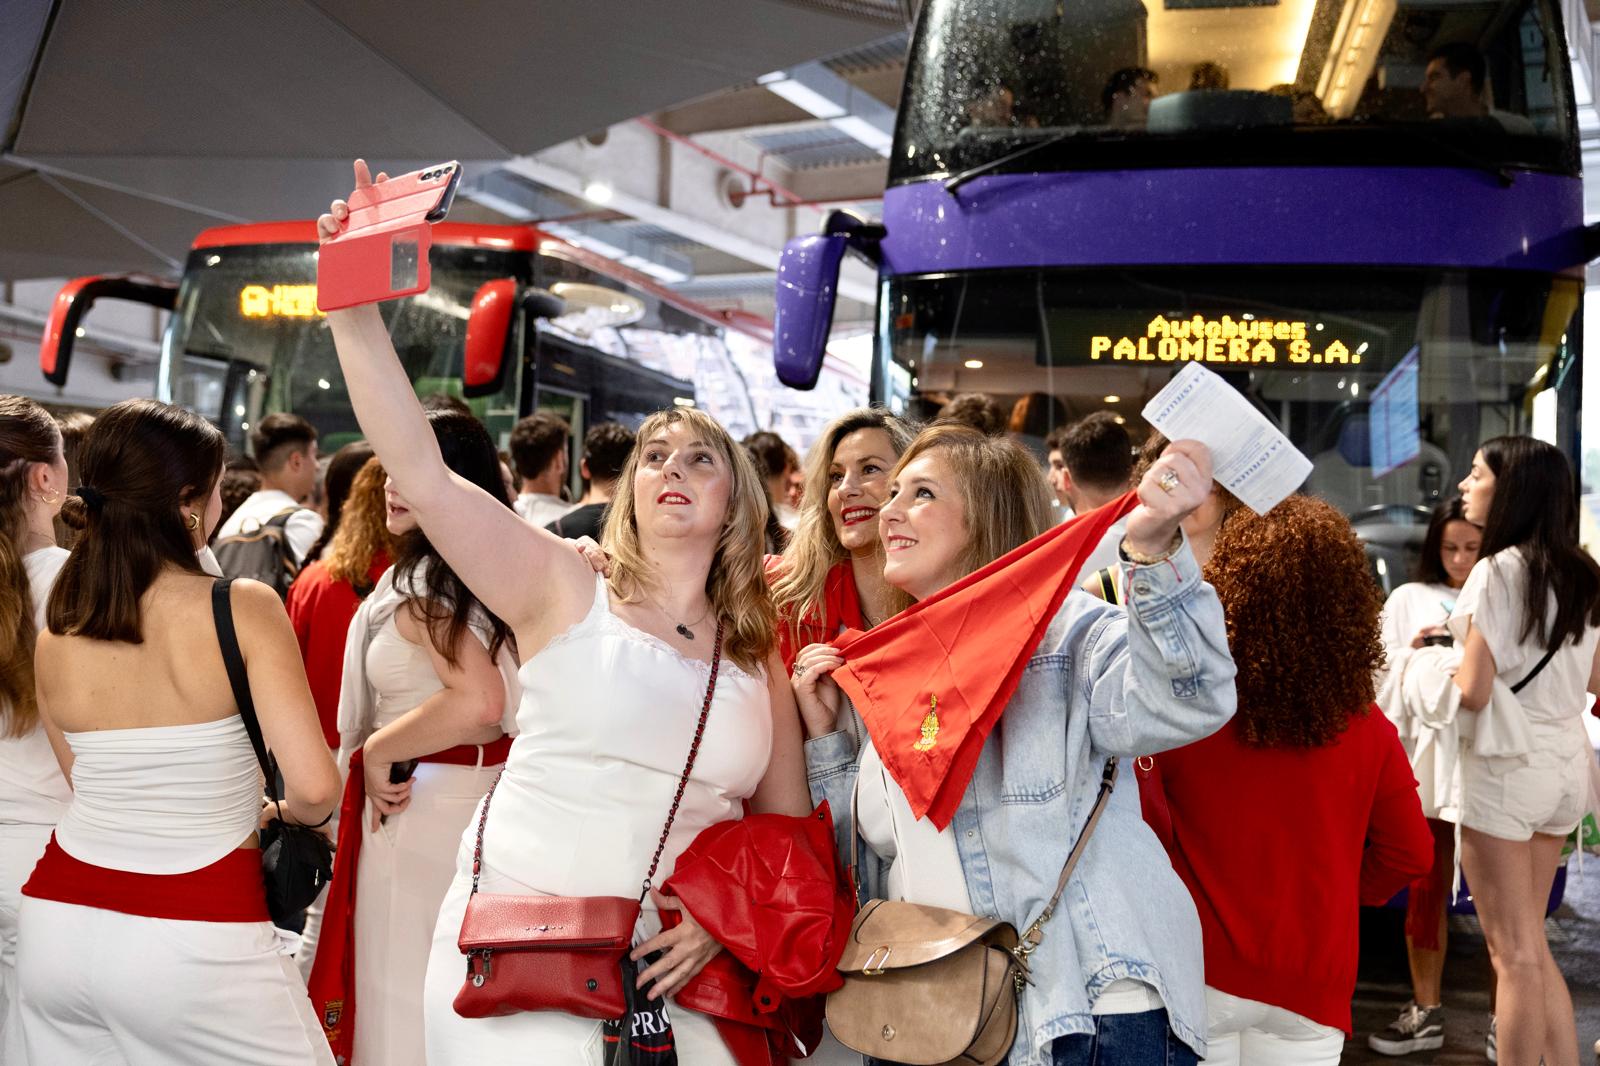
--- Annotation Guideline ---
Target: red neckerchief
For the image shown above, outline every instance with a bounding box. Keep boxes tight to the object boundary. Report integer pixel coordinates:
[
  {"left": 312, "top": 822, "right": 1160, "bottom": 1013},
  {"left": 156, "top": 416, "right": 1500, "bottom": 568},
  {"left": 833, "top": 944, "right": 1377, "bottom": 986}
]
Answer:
[
  {"left": 771, "top": 559, "right": 866, "bottom": 672},
  {"left": 830, "top": 492, "right": 1139, "bottom": 829}
]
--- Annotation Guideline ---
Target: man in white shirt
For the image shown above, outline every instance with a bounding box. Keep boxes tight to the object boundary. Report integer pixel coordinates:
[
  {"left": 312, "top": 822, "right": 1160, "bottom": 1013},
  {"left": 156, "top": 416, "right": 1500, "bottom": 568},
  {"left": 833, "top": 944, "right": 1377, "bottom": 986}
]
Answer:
[
  {"left": 1046, "top": 412, "right": 1134, "bottom": 575},
  {"left": 214, "top": 412, "right": 324, "bottom": 564},
  {"left": 509, "top": 412, "right": 575, "bottom": 527}
]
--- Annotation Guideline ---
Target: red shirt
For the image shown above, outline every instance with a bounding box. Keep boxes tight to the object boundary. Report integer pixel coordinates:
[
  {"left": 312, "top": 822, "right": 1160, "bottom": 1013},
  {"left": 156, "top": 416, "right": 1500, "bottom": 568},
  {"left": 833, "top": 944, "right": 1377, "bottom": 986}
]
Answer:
[
  {"left": 1148, "top": 706, "right": 1432, "bottom": 1033},
  {"left": 286, "top": 554, "right": 390, "bottom": 749}
]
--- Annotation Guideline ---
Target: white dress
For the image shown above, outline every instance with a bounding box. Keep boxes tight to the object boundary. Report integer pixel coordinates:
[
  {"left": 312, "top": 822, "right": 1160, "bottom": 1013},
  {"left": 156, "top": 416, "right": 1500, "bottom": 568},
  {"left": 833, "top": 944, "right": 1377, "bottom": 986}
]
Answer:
[
  {"left": 348, "top": 616, "right": 504, "bottom": 1066},
  {"left": 0, "top": 546, "right": 69, "bottom": 1066},
  {"left": 423, "top": 574, "right": 773, "bottom": 1065}
]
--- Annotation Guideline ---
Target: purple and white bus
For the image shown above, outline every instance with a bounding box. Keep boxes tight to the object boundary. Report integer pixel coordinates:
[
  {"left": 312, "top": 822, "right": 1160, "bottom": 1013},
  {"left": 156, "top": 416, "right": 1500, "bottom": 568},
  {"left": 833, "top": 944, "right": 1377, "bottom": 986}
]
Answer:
[{"left": 775, "top": 0, "right": 1594, "bottom": 587}]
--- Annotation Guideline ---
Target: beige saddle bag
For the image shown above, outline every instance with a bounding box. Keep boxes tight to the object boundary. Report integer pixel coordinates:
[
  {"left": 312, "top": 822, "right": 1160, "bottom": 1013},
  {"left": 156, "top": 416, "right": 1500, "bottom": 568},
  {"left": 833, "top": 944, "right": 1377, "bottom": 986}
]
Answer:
[{"left": 826, "top": 758, "right": 1119, "bottom": 1066}]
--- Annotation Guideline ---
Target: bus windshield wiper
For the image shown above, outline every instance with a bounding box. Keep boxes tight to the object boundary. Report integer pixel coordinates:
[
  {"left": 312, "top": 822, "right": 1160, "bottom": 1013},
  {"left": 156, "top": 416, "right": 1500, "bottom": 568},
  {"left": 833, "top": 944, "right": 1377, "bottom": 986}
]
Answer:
[
  {"left": 1403, "top": 126, "right": 1515, "bottom": 187},
  {"left": 943, "top": 129, "right": 1076, "bottom": 193}
]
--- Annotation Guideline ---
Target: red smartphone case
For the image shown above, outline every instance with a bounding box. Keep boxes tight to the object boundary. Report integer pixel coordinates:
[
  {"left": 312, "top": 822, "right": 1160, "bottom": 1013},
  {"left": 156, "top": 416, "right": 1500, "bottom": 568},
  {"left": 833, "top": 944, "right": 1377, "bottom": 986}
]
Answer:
[{"left": 316, "top": 162, "right": 461, "bottom": 311}]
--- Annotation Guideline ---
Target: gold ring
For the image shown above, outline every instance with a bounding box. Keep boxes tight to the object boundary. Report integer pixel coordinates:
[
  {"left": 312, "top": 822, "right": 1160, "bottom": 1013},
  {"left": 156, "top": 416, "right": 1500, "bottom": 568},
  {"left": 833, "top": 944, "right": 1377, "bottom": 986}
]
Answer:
[{"left": 1158, "top": 470, "right": 1180, "bottom": 494}]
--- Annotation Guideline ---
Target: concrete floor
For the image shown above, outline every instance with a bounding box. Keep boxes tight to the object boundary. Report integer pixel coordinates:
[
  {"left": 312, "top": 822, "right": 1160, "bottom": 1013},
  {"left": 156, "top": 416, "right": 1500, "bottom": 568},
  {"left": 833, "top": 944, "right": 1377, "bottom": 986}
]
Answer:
[{"left": 1346, "top": 855, "right": 1600, "bottom": 1065}]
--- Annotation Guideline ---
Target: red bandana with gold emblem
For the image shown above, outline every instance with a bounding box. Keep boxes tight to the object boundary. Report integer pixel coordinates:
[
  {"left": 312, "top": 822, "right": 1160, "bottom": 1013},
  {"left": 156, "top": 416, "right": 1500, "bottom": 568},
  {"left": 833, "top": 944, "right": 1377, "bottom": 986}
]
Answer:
[{"left": 829, "top": 492, "right": 1139, "bottom": 829}]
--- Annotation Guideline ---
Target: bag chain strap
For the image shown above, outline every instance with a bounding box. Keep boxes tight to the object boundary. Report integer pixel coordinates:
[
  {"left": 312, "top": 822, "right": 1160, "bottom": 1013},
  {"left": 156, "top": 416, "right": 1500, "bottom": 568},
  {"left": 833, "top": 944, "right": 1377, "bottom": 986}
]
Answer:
[{"left": 468, "top": 621, "right": 725, "bottom": 899}]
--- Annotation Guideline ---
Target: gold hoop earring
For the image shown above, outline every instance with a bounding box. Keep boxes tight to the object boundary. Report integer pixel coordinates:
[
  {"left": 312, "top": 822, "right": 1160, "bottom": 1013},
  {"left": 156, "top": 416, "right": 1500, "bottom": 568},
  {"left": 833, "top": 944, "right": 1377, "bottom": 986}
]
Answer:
[
  {"left": 186, "top": 512, "right": 201, "bottom": 532},
  {"left": 35, "top": 491, "right": 60, "bottom": 506}
]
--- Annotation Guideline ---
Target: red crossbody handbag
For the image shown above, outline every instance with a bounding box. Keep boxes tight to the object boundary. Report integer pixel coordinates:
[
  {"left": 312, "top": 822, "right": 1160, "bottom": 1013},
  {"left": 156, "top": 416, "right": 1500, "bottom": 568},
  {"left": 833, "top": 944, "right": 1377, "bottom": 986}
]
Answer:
[{"left": 453, "top": 623, "right": 724, "bottom": 1020}]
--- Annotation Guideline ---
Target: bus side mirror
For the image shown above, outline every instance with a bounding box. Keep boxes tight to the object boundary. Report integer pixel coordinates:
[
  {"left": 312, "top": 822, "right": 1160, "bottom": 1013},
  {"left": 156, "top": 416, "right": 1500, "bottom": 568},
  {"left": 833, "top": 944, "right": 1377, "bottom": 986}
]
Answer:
[
  {"left": 39, "top": 276, "right": 177, "bottom": 387},
  {"left": 773, "top": 210, "right": 885, "bottom": 391},
  {"left": 463, "top": 280, "right": 564, "bottom": 398},
  {"left": 773, "top": 232, "right": 847, "bottom": 391}
]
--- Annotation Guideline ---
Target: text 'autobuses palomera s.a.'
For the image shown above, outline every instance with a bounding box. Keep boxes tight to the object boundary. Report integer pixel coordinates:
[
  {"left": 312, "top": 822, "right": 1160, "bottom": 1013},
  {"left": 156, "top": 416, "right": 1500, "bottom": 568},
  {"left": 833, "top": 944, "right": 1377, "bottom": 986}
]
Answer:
[
  {"left": 37, "top": 221, "right": 865, "bottom": 468},
  {"left": 775, "top": 0, "right": 1599, "bottom": 588}
]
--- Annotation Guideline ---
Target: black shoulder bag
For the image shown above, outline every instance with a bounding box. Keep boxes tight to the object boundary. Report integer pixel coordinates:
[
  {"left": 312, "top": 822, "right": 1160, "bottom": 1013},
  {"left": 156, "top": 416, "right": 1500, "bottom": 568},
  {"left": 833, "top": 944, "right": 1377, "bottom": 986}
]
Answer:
[{"left": 212, "top": 578, "right": 335, "bottom": 926}]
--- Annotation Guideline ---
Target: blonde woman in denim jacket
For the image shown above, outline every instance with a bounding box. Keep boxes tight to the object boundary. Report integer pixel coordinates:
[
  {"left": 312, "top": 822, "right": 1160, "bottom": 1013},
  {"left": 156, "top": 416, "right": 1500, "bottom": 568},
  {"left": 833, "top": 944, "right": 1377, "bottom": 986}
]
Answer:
[{"left": 792, "top": 426, "right": 1237, "bottom": 1066}]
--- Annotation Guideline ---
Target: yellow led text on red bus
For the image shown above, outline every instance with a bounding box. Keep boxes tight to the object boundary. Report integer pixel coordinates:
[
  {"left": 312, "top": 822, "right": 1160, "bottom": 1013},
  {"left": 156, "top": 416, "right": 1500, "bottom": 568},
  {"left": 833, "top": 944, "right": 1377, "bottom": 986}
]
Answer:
[
  {"left": 1089, "top": 316, "right": 1361, "bottom": 366},
  {"left": 240, "top": 285, "right": 323, "bottom": 319}
]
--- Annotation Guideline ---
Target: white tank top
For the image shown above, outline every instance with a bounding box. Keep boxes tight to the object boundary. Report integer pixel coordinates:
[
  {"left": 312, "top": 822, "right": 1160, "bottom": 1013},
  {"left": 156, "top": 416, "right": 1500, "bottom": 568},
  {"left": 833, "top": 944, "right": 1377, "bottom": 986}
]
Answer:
[
  {"left": 479, "top": 575, "right": 772, "bottom": 906},
  {"left": 366, "top": 616, "right": 445, "bottom": 731},
  {"left": 55, "top": 716, "right": 262, "bottom": 875}
]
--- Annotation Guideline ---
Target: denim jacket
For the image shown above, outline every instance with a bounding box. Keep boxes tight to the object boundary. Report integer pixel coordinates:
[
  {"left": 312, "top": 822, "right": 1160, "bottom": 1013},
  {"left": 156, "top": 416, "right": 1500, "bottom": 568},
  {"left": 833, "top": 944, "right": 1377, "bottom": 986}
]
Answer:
[{"left": 806, "top": 541, "right": 1236, "bottom": 1066}]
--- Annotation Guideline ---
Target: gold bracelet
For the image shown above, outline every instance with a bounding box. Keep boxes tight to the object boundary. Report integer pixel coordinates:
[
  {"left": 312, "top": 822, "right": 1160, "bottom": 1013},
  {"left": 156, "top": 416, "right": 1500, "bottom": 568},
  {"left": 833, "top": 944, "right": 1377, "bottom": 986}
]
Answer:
[{"left": 1119, "top": 532, "right": 1183, "bottom": 566}]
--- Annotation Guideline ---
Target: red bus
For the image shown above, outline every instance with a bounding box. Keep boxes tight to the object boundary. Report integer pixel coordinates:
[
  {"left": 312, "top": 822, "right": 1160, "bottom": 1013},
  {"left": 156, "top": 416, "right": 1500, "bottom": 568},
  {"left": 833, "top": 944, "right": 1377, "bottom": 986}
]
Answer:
[{"left": 38, "top": 221, "right": 826, "bottom": 468}]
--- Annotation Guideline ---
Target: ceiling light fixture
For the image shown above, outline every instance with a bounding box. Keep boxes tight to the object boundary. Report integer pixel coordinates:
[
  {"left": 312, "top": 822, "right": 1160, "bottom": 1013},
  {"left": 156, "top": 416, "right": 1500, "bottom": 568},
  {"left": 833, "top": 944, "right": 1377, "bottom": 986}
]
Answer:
[{"left": 963, "top": 358, "right": 984, "bottom": 369}]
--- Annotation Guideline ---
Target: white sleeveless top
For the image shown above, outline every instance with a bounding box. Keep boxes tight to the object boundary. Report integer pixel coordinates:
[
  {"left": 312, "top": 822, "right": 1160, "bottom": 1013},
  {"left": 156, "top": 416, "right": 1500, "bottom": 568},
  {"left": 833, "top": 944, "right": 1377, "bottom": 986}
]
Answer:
[
  {"left": 55, "top": 716, "right": 262, "bottom": 875},
  {"left": 478, "top": 575, "right": 772, "bottom": 907},
  {"left": 366, "top": 616, "right": 445, "bottom": 732},
  {"left": 0, "top": 547, "right": 71, "bottom": 827}
]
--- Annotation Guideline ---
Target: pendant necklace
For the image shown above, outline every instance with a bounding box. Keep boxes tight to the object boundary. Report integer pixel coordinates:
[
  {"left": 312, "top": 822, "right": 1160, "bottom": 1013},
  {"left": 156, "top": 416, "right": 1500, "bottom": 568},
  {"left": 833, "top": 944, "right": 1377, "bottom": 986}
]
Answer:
[{"left": 646, "top": 590, "right": 712, "bottom": 641}]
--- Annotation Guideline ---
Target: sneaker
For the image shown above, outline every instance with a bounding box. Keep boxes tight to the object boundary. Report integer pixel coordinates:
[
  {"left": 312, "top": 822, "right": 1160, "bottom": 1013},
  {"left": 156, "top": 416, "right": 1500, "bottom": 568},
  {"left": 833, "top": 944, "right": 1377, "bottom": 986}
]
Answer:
[
  {"left": 1486, "top": 1015, "right": 1496, "bottom": 1063},
  {"left": 1369, "top": 1002, "right": 1447, "bottom": 1056}
]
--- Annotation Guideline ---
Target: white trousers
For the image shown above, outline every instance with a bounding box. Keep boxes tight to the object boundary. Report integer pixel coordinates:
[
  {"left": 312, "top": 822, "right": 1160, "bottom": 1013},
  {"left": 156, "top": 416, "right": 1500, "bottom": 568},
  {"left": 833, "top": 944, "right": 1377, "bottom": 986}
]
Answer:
[
  {"left": 421, "top": 806, "right": 738, "bottom": 1066},
  {"left": 1202, "top": 988, "right": 1345, "bottom": 1066},
  {"left": 354, "top": 760, "right": 498, "bottom": 1066},
  {"left": 0, "top": 822, "right": 53, "bottom": 1066},
  {"left": 16, "top": 896, "right": 335, "bottom": 1066}
]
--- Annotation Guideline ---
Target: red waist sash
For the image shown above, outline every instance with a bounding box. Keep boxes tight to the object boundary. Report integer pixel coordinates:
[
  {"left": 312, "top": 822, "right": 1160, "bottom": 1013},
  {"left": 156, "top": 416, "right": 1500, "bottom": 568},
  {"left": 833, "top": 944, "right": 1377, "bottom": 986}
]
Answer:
[
  {"left": 308, "top": 737, "right": 512, "bottom": 1061},
  {"left": 22, "top": 834, "right": 269, "bottom": 923}
]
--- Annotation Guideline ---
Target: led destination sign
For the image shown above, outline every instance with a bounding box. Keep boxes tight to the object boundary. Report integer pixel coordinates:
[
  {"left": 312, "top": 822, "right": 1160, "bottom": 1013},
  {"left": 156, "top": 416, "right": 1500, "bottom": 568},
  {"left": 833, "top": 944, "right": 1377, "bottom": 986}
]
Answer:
[
  {"left": 1088, "top": 315, "right": 1368, "bottom": 366},
  {"left": 240, "top": 285, "right": 322, "bottom": 319}
]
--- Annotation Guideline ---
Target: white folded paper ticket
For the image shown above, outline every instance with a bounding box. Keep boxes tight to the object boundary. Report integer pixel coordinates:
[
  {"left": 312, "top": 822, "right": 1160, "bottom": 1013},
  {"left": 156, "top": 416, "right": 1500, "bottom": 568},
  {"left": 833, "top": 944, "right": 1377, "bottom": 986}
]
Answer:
[{"left": 1141, "top": 363, "right": 1311, "bottom": 514}]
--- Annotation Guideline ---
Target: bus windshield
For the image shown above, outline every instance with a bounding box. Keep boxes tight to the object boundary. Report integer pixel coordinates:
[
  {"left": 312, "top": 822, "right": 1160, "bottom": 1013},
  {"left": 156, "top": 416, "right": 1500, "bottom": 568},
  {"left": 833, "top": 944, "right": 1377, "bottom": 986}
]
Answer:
[
  {"left": 893, "top": 0, "right": 1574, "bottom": 181},
  {"left": 167, "top": 243, "right": 530, "bottom": 451},
  {"left": 880, "top": 265, "right": 1578, "bottom": 582}
]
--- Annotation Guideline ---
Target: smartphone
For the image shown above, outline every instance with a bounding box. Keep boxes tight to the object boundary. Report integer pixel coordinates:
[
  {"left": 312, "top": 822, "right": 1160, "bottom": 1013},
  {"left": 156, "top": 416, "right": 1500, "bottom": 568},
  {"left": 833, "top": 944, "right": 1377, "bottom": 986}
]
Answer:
[
  {"left": 316, "top": 162, "right": 461, "bottom": 311},
  {"left": 389, "top": 758, "right": 419, "bottom": 785}
]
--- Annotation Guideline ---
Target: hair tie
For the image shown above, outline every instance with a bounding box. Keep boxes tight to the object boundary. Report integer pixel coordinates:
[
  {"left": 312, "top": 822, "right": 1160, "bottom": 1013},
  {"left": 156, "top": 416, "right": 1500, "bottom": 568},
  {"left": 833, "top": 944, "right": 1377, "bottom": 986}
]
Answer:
[{"left": 75, "top": 485, "right": 106, "bottom": 513}]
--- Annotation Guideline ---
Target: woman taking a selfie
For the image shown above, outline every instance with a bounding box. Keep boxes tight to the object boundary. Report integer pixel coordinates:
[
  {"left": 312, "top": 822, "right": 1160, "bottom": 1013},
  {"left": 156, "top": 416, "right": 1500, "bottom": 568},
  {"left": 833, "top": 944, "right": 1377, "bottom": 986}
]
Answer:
[
  {"left": 17, "top": 399, "right": 339, "bottom": 1064},
  {"left": 1450, "top": 436, "right": 1600, "bottom": 1066},
  {"left": 317, "top": 164, "right": 811, "bottom": 1065},
  {"left": 793, "top": 424, "right": 1237, "bottom": 1066}
]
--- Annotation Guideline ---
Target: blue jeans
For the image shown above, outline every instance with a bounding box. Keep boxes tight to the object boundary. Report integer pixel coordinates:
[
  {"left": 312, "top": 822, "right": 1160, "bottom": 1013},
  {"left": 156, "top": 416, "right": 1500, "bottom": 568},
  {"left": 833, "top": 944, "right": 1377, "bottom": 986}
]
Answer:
[
  {"left": 1045, "top": 1009, "right": 1199, "bottom": 1066},
  {"left": 872, "top": 1009, "right": 1198, "bottom": 1066}
]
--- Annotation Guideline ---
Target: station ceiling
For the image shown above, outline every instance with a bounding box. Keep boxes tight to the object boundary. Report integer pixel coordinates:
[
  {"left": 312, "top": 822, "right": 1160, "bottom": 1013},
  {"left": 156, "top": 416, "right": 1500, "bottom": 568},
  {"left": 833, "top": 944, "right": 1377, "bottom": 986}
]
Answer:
[{"left": 0, "top": 0, "right": 907, "bottom": 279}]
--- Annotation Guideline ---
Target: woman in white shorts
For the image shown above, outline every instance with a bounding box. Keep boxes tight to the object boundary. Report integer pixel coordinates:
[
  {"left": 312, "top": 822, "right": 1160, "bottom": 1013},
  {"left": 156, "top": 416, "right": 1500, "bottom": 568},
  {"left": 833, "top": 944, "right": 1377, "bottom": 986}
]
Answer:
[{"left": 1452, "top": 435, "right": 1600, "bottom": 1066}]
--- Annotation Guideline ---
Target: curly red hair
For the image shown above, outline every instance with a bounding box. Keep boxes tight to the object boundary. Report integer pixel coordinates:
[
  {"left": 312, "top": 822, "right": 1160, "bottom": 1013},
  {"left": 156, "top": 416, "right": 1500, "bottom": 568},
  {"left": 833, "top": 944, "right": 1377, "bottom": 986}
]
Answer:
[{"left": 1203, "top": 494, "right": 1384, "bottom": 747}]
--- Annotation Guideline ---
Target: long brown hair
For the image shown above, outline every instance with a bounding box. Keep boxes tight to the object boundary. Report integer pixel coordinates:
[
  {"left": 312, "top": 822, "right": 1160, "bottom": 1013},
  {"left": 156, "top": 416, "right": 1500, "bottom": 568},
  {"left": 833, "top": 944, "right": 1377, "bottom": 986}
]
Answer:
[
  {"left": 49, "top": 400, "right": 226, "bottom": 642},
  {"left": 1475, "top": 435, "right": 1600, "bottom": 652},
  {"left": 393, "top": 410, "right": 512, "bottom": 666},
  {"left": 0, "top": 396, "right": 63, "bottom": 737},
  {"left": 1204, "top": 495, "right": 1385, "bottom": 747},
  {"left": 771, "top": 409, "right": 918, "bottom": 638},
  {"left": 602, "top": 407, "right": 775, "bottom": 674},
  {"left": 885, "top": 423, "right": 1054, "bottom": 611},
  {"left": 323, "top": 457, "right": 397, "bottom": 589}
]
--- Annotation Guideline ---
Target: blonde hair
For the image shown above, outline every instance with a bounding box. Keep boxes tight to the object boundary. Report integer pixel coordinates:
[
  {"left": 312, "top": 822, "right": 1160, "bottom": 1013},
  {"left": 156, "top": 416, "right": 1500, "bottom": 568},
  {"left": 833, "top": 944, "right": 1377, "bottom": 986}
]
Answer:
[
  {"left": 886, "top": 423, "right": 1054, "bottom": 610},
  {"left": 772, "top": 409, "right": 918, "bottom": 638},
  {"left": 601, "top": 407, "right": 775, "bottom": 673},
  {"left": 323, "top": 457, "right": 398, "bottom": 588}
]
